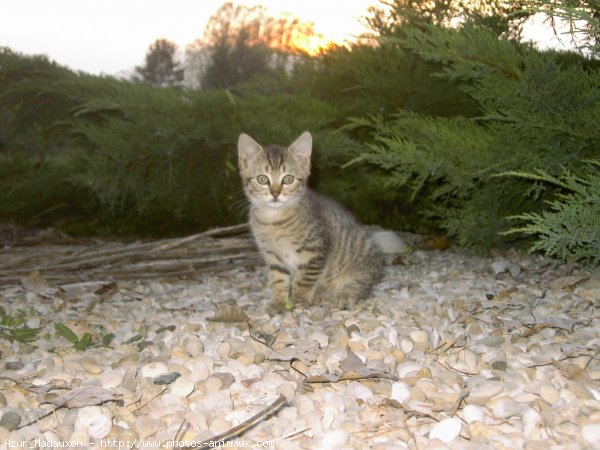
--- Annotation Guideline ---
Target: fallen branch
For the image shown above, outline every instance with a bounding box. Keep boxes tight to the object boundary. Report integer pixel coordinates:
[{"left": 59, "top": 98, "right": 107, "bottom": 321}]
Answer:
[{"left": 181, "top": 394, "right": 288, "bottom": 450}]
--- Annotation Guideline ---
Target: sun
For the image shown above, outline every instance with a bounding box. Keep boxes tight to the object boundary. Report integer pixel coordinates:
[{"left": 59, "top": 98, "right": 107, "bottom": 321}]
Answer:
[{"left": 289, "top": 32, "right": 334, "bottom": 56}]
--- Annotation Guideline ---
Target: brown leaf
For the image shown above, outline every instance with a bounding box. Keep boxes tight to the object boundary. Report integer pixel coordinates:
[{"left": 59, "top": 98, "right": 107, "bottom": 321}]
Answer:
[
  {"left": 21, "top": 271, "right": 54, "bottom": 297},
  {"left": 305, "top": 348, "right": 398, "bottom": 383},
  {"left": 95, "top": 282, "right": 118, "bottom": 299},
  {"left": 207, "top": 304, "right": 249, "bottom": 323},
  {"left": 264, "top": 339, "right": 320, "bottom": 364},
  {"left": 550, "top": 274, "right": 589, "bottom": 291},
  {"left": 39, "top": 386, "right": 122, "bottom": 408}
]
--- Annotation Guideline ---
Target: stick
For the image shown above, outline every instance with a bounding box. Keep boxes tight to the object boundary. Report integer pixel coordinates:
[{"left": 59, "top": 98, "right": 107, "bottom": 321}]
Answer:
[
  {"left": 152, "top": 223, "right": 250, "bottom": 252},
  {"left": 181, "top": 394, "right": 288, "bottom": 450}
]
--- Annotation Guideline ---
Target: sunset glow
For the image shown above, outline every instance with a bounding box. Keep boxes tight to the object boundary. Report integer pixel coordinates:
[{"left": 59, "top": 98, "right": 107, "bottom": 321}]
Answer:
[
  {"left": 0, "top": 0, "right": 375, "bottom": 75},
  {"left": 289, "top": 32, "right": 335, "bottom": 56}
]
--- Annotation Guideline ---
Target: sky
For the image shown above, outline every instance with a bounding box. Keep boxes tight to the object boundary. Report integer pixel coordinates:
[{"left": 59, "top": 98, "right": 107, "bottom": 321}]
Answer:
[
  {"left": 0, "top": 0, "right": 574, "bottom": 76},
  {"left": 0, "top": 0, "right": 374, "bottom": 76}
]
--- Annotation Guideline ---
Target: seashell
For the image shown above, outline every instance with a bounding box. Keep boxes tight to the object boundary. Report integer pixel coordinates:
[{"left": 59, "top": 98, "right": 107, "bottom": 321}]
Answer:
[
  {"left": 0, "top": 410, "right": 21, "bottom": 431},
  {"left": 373, "top": 230, "right": 406, "bottom": 254},
  {"left": 390, "top": 382, "right": 411, "bottom": 404},
  {"left": 320, "top": 429, "right": 349, "bottom": 448},
  {"left": 277, "top": 382, "right": 296, "bottom": 401},
  {"left": 322, "top": 392, "right": 346, "bottom": 412},
  {"left": 186, "top": 359, "right": 211, "bottom": 382},
  {"left": 74, "top": 406, "right": 113, "bottom": 439},
  {"left": 294, "top": 397, "right": 315, "bottom": 416},
  {"left": 522, "top": 407, "right": 541, "bottom": 438},
  {"left": 345, "top": 381, "right": 373, "bottom": 400},
  {"left": 429, "top": 417, "right": 462, "bottom": 443},
  {"left": 400, "top": 339, "right": 414, "bottom": 354},
  {"left": 69, "top": 428, "right": 89, "bottom": 444},
  {"left": 182, "top": 337, "right": 204, "bottom": 356},
  {"left": 101, "top": 370, "right": 125, "bottom": 389},
  {"left": 488, "top": 396, "right": 525, "bottom": 419},
  {"left": 135, "top": 416, "right": 159, "bottom": 439},
  {"left": 469, "top": 381, "right": 504, "bottom": 401},
  {"left": 217, "top": 342, "right": 231, "bottom": 359},
  {"left": 582, "top": 423, "right": 600, "bottom": 444},
  {"left": 462, "top": 404, "right": 485, "bottom": 424},
  {"left": 140, "top": 362, "right": 168, "bottom": 378},
  {"left": 409, "top": 330, "right": 428, "bottom": 344},
  {"left": 80, "top": 357, "right": 103, "bottom": 375},
  {"left": 397, "top": 362, "right": 422, "bottom": 378},
  {"left": 168, "top": 377, "right": 195, "bottom": 396},
  {"left": 476, "top": 335, "right": 505, "bottom": 347}
]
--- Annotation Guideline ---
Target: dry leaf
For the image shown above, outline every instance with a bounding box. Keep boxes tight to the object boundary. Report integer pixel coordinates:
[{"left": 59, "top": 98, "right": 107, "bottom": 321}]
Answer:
[
  {"left": 207, "top": 304, "right": 249, "bottom": 323},
  {"left": 264, "top": 339, "right": 320, "bottom": 364},
  {"left": 39, "top": 386, "right": 122, "bottom": 408},
  {"left": 550, "top": 274, "right": 589, "bottom": 291},
  {"left": 95, "top": 282, "right": 118, "bottom": 299},
  {"left": 21, "top": 271, "right": 54, "bottom": 297},
  {"left": 305, "top": 348, "right": 398, "bottom": 383}
]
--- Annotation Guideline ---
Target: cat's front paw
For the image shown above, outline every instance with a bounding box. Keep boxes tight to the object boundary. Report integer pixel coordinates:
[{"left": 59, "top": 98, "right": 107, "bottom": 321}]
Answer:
[
  {"left": 265, "top": 296, "right": 290, "bottom": 316},
  {"left": 335, "top": 294, "right": 358, "bottom": 310}
]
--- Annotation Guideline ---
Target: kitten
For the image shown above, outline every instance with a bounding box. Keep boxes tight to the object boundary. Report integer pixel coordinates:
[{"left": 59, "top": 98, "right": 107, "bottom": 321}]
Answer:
[{"left": 238, "top": 131, "right": 383, "bottom": 314}]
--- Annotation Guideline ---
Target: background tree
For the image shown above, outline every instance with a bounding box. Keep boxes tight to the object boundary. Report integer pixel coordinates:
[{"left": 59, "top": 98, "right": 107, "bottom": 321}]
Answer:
[
  {"left": 135, "top": 38, "right": 184, "bottom": 87},
  {"left": 187, "top": 2, "right": 324, "bottom": 89},
  {"left": 366, "top": 0, "right": 531, "bottom": 38},
  {"left": 528, "top": 0, "right": 600, "bottom": 53}
]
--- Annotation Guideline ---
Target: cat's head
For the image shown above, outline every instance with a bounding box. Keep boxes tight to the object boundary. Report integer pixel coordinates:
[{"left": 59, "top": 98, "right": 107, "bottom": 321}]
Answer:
[{"left": 237, "top": 131, "right": 312, "bottom": 208}]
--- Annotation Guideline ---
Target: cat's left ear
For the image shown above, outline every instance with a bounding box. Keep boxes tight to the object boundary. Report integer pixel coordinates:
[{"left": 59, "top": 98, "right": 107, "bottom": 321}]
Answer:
[
  {"left": 238, "top": 133, "right": 262, "bottom": 171},
  {"left": 289, "top": 131, "right": 312, "bottom": 168}
]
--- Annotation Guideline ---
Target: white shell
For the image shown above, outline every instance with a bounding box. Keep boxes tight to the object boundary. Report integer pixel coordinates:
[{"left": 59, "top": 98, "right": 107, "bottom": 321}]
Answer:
[
  {"left": 320, "top": 429, "right": 350, "bottom": 448},
  {"left": 74, "top": 406, "right": 113, "bottom": 439},
  {"left": 140, "top": 362, "right": 168, "bottom": 378},
  {"left": 390, "top": 382, "right": 411, "bottom": 403},
  {"left": 462, "top": 404, "right": 485, "bottom": 424},
  {"left": 372, "top": 230, "right": 406, "bottom": 254},
  {"left": 168, "top": 376, "right": 195, "bottom": 396},
  {"left": 429, "top": 417, "right": 462, "bottom": 443}
]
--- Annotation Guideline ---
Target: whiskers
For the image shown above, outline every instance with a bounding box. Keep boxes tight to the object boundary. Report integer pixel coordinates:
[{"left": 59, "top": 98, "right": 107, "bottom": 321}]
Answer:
[{"left": 230, "top": 190, "right": 250, "bottom": 218}]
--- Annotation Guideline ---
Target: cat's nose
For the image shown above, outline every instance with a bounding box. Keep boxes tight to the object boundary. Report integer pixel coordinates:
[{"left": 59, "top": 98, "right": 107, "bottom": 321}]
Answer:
[{"left": 270, "top": 185, "right": 281, "bottom": 199}]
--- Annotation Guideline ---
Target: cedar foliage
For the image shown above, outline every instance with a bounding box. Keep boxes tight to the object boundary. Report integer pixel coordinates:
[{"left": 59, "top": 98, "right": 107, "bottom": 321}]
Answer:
[
  {"left": 1, "top": 0, "right": 600, "bottom": 265},
  {"left": 350, "top": 22, "right": 600, "bottom": 252}
]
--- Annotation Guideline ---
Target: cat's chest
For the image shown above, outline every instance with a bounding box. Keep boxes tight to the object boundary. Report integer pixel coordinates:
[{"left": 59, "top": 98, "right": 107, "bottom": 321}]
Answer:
[{"left": 271, "top": 237, "right": 301, "bottom": 268}]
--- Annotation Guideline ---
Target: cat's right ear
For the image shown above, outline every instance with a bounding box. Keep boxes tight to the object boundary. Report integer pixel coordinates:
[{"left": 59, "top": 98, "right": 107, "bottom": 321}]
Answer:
[{"left": 238, "top": 133, "right": 262, "bottom": 171}]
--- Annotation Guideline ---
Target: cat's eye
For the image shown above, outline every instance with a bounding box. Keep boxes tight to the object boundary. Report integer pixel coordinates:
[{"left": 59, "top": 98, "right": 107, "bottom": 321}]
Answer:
[
  {"left": 256, "top": 175, "right": 269, "bottom": 185},
  {"left": 282, "top": 175, "right": 294, "bottom": 185}
]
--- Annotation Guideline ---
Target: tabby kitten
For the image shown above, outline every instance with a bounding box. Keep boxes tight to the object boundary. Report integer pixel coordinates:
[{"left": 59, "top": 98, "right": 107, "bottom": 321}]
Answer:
[{"left": 238, "top": 131, "right": 383, "bottom": 314}]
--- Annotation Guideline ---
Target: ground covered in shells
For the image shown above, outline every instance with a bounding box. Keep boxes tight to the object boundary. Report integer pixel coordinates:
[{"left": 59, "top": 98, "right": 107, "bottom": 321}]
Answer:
[{"left": 1, "top": 230, "right": 599, "bottom": 449}]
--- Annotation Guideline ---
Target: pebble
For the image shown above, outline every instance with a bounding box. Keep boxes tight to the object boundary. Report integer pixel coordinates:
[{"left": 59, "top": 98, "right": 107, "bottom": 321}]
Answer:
[
  {"left": 101, "top": 370, "right": 125, "bottom": 388},
  {"left": 2, "top": 238, "right": 599, "bottom": 449},
  {"left": 0, "top": 411, "right": 21, "bottom": 431},
  {"left": 462, "top": 404, "right": 485, "bottom": 424},
  {"left": 539, "top": 383, "right": 560, "bottom": 404},
  {"left": 168, "top": 377, "right": 195, "bottom": 396},
  {"left": 140, "top": 362, "right": 168, "bottom": 378},
  {"left": 135, "top": 416, "right": 159, "bottom": 439},
  {"left": 582, "top": 424, "right": 600, "bottom": 444},
  {"left": 320, "top": 429, "right": 350, "bottom": 448},
  {"left": 80, "top": 357, "right": 103, "bottom": 375},
  {"left": 390, "top": 382, "right": 411, "bottom": 403},
  {"left": 74, "top": 406, "right": 112, "bottom": 439},
  {"left": 154, "top": 372, "right": 181, "bottom": 385},
  {"left": 488, "top": 396, "right": 525, "bottom": 419},
  {"left": 429, "top": 417, "right": 462, "bottom": 443}
]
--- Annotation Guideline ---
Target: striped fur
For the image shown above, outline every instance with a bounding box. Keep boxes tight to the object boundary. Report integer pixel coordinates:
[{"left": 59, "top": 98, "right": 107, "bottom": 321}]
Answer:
[{"left": 238, "top": 132, "right": 383, "bottom": 313}]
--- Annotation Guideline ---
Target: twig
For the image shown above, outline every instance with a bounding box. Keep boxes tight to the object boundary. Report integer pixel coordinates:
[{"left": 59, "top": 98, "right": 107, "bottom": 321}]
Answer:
[
  {"left": 180, "top": 394, "right": 288, "bottom": 450},
  {"left": 152, "top": 223, "right": 250, "bottom": 252}
]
